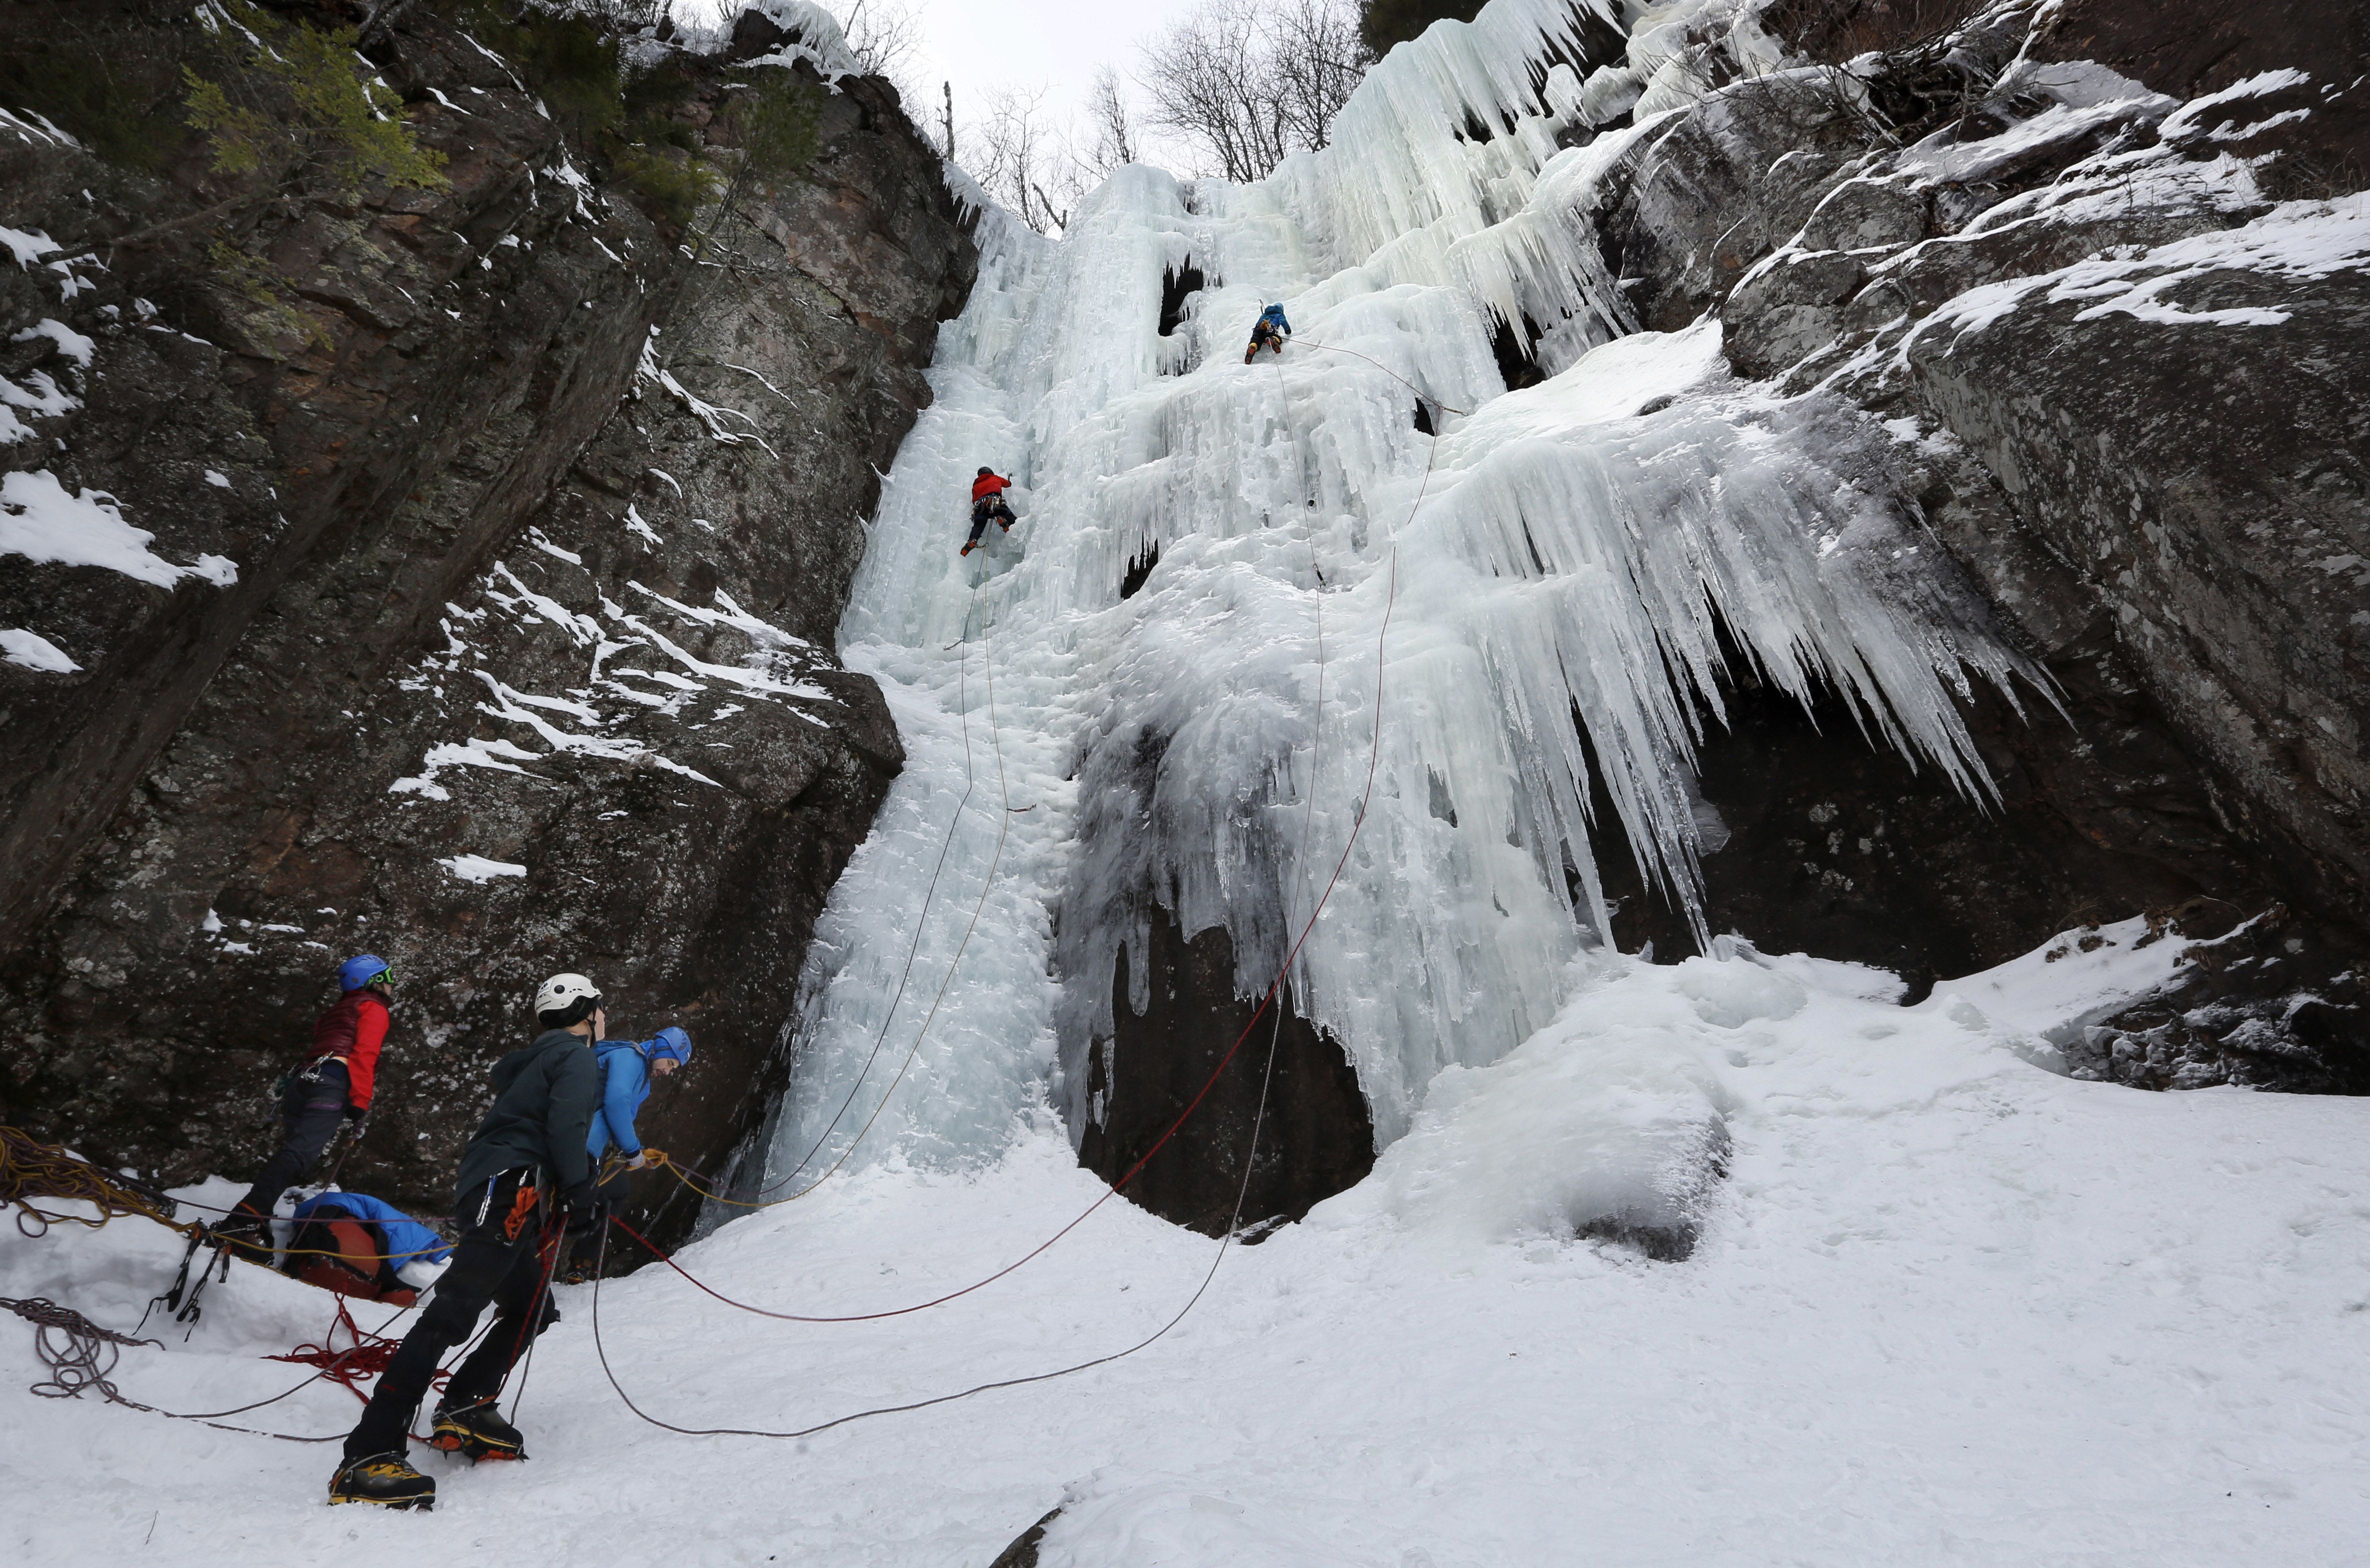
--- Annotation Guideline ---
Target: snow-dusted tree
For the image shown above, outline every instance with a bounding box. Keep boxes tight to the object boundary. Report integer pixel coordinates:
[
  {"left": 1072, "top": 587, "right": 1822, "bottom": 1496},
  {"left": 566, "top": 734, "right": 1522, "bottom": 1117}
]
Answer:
[{"left": 1136, "top": 0, "right": 1367, "bottom": 180}]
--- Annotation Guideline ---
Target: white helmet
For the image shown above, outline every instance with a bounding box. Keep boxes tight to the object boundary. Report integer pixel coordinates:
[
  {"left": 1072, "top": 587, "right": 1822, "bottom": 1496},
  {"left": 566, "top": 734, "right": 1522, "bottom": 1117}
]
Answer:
[{"left": 533, "top": 972, "right": 601, "bottom": 1022}]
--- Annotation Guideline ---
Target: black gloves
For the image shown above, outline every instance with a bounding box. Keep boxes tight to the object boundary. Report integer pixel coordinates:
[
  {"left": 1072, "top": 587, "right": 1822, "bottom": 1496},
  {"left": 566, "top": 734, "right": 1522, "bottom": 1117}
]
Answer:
[
  {"left": 562, "top": 1180, "right": 602, "bottom": 1235},
  {"left": 344, "top": 1107, "right": 370, "bottom": 1134}
]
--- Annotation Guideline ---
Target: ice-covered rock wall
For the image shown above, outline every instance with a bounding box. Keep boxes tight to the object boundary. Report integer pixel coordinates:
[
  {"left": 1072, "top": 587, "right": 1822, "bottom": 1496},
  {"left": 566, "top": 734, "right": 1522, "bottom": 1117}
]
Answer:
[{"left": 762, "top": 0, "right": 2049, "bottom": 1196}]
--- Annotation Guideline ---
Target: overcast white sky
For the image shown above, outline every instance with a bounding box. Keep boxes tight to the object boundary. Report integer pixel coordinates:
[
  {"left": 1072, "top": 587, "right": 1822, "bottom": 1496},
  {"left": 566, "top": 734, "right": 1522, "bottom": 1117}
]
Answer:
[{"left": 686, "top": 0, "right": 1210, "bottom": 168}]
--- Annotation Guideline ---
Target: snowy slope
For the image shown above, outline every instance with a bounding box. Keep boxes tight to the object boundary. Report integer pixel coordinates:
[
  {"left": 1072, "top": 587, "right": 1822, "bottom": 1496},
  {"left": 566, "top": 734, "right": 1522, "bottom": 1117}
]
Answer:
[{"left": 8, "top": 949, "right": 2370, "bottom": 1564}]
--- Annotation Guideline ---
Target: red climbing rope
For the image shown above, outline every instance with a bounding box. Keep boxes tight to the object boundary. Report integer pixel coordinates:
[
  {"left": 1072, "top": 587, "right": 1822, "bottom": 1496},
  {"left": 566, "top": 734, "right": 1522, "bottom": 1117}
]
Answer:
[{"left": 266, "top": 1298, "right": 448, "bottom": 1405}]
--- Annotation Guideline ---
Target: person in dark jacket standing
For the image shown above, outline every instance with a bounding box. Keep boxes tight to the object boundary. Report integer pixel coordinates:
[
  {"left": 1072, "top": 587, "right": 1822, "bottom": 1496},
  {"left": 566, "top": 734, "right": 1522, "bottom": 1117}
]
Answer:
[
  {"left": 219, "top": 954, "right": 394, "bottom": 1253},
  {"left": 328, "top": 972, "right": 606, "bottom": 1511}
]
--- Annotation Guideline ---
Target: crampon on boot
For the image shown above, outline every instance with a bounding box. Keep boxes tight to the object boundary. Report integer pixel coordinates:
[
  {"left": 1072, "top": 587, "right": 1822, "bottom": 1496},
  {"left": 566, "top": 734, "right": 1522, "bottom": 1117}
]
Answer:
[
  {"left": 209, "top": 1204, "right": 274, "bottom": 1264},
  {"left": 429, "top": 1399, "right": 526, "bottom": 1462},
  {"left": 328, "top": 1452, "right": 435, "bottom": 1510},
  {"left": 960, "top": 540, "right": 978, "bottom": 556}
]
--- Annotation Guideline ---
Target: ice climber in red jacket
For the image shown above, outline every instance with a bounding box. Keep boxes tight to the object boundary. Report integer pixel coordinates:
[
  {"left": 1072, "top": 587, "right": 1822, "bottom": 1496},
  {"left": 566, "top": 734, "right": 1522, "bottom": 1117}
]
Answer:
[
  {"left": 964, "top": 466, "right": 1016, "bottom": 556},
  {"left": 218, "top": 954, "right": 395, "bottom": 1253}
]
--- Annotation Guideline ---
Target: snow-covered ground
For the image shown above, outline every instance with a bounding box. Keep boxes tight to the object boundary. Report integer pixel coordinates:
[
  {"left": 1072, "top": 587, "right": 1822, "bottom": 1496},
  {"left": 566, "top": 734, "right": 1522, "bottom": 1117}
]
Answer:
[{"left": 8, "top": 936, "right": 2370, "bottom": 1564}]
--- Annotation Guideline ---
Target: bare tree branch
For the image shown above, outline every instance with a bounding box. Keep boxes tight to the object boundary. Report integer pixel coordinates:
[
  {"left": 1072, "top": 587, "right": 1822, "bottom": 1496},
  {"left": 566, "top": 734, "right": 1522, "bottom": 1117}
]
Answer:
[
  {"left": 1082, "top": 65, "right": 1138, "bottom": 176},
  {"left": 1134, "top": 0, "right": 1364, "bottom": 180},
  {"left": 837, "top": 0, "right": 922, "bottom": 79},
  {"left": 974, "top": 83, "right": 1086, "bottom": 234}
]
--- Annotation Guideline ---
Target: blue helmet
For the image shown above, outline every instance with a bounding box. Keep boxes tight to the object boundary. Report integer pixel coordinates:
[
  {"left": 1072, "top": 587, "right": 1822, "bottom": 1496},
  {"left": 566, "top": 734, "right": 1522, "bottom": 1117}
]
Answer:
[
  {"left": 339, "top": 954, "right": 392, "bottom": 992},
  {"left": 648, "top": 1026, "right": 692, "bottom": 1066}
]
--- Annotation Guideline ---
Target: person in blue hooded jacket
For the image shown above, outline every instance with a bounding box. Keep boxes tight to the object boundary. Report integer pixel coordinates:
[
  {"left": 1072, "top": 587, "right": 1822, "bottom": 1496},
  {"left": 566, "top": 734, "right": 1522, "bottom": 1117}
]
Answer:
[
  {"left": 1244, "top": 302, "right": 1292, "bottom": 362},
  {"left": 563, "top": 1026, "right": 692, "bottom": 1282}
]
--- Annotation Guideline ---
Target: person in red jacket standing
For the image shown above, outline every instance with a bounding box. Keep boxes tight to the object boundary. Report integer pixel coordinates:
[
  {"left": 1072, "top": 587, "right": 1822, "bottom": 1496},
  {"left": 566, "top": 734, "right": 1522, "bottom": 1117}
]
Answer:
[
  {"left": 218, "top": 954, "right": 394, "bottom": 1253},
  {"left": 963, "top": 466, "right": 1016, "bottom": 556}
]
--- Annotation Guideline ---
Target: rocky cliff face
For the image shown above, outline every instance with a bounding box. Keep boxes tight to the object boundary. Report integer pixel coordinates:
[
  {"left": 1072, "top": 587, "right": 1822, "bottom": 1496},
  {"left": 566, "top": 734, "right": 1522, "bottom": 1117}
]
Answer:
[
  {"left": 1582, "top": 0, "right": 2370, "bottom": 1090},
  {"left": 0, "top": 0, "right": 974, "bottom": 1241}
]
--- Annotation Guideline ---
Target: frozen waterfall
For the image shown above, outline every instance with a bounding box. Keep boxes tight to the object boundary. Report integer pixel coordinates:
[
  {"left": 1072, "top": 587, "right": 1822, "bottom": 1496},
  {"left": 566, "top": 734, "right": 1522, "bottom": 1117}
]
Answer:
[{"left": 760, "top": 0, "right": 2040, "bottom": 1181}]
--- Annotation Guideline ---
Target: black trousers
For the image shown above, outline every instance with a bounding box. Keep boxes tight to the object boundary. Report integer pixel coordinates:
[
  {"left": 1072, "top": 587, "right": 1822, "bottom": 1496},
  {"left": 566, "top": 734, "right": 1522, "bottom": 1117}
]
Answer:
[
  {"left": 967, "top": 497, "right": 1014, "bottom": 544},
  {"left": 235, "top": 1060, "right": 349, "bottom": 1218},
  {"left": 342, "top": 1168, "right": 560, "bottom": 1462}
]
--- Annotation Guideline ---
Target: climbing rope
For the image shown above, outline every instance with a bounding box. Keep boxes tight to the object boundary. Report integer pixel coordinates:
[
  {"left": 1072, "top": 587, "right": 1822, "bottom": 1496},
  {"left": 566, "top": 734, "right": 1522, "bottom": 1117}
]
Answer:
[
  {"left": 0, "top": 1294, "right": 159, "bottom": 1404},
  {"left": 264, "top": 1298, "right": 448, "bottom": 1406},
  {"left": 591, "top": 366, "right": 1440, "bottom": 1330},
  {"left": 2, "top": 1125, "right": 452, "bottom": 1274},
  {"left": 0, "top": 1288, "right": 422, "bottom": 1442},
  {"left": 668, "top": 572, "right": 1020, "bottom": 1212},
  {"left": 0, "top": 1126, "right": 182, "bottom": 1237},
  {"left": 1291, "top": 339, "right": 1473, "bottom": 417},
  {"left": 2, "top": 1266, "right": 517, "bottom": 1444}
]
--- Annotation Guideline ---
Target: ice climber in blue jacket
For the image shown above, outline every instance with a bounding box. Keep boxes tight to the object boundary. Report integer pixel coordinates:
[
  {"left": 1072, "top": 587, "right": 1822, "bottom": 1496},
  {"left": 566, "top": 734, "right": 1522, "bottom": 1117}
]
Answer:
[
  {"left": 1244, "top": 302, "right": 1291, "bottom": 362},
  {"left": 564, "top": 1026, "right": 693, "bottom": 1282}
]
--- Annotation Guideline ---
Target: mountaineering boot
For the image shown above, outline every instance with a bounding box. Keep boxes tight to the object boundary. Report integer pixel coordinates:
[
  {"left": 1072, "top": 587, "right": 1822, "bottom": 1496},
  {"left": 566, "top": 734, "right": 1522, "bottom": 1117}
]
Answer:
[
  {"left": 960, "top": 540, "right": 978, "bottom": 556},
  {"left": 429, "top": 1398, "right": 527, "bottom": 1462},
  {"left": 328, "top": 1452, "right": 436, "bottom": 1510},
  {"left": 210, "top": 1204, "right": 274, "bottom": 1264}
]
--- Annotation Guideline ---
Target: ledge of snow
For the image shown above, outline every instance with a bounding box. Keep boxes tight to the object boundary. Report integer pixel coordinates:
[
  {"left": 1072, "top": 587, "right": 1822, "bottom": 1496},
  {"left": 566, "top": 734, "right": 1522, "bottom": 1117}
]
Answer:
[
  {"left": 439, "top": 853, "right": 528, "bottom": 884},
  {"left": 0, "top": 470, "right": 239, "bottom": 589},
  {"left": 0, "top": 626, "right": 78, "bottom": 672}
]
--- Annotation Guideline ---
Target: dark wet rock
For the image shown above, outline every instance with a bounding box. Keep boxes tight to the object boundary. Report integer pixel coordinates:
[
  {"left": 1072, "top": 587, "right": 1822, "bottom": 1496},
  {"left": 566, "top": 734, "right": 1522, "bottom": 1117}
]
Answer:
[
  {"left": 986, "top": 1506, "right": 1064, "bottom": 1568},
  {"left": 0, "top": 2, "right": 975, "bottom": 1244},
  {"left": 2058, "top": 903, "right": 2370, "bottom": 1093},
  {"left": 1591, "top": 0, "right": 2370, "bottom": 1086},
  {"left": 1075, "top": 906, "right": 1376, "bottom": 1236},
  {"left": 1600, "top": 72, "right": 1866, "bottom": 334}
]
